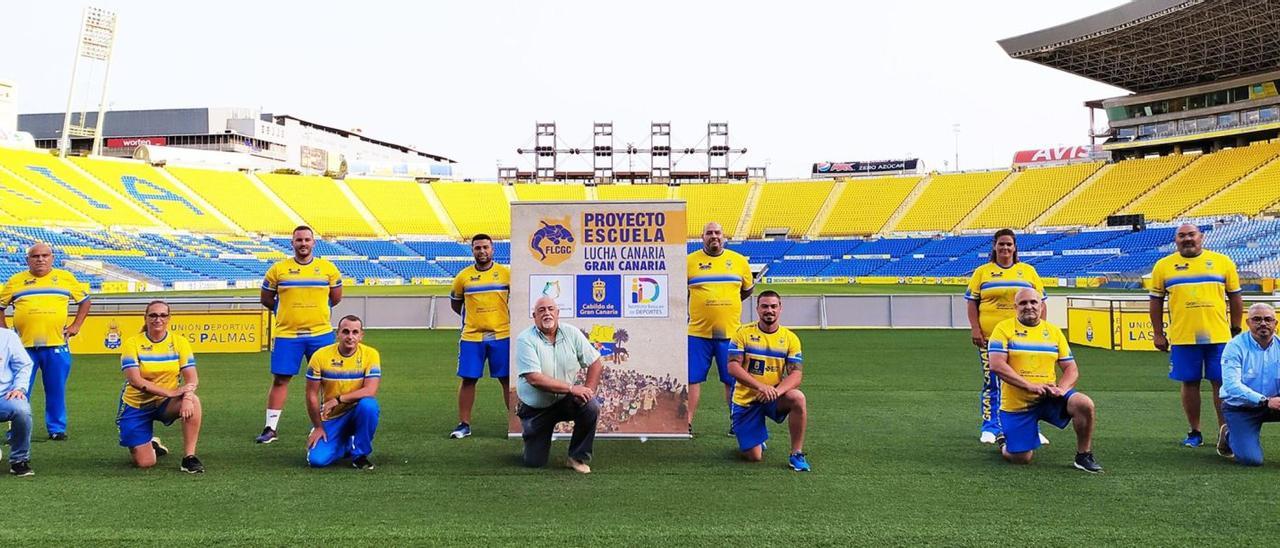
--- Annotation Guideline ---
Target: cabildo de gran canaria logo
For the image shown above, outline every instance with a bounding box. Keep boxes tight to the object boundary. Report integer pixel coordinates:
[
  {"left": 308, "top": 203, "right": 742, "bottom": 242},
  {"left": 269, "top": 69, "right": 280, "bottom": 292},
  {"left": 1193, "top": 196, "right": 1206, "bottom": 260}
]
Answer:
[{"left": 530, "top": 216, "right": 575, "bottom": 266}]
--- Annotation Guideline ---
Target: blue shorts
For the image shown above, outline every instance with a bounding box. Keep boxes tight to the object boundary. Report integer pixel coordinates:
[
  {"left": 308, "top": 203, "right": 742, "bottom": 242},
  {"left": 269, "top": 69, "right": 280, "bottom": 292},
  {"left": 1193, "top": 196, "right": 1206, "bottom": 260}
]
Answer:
[
  {"left": 689, "top": 336, "right": 733, "bottom": 385},
  {"left": 117, "top": 400, "right": 176, "bottom": 448},
  {"left": 1169, "top": 343, "right": 1225, "bottom": 383},
  {"left": 458, "top": 338, "right": 510, "bottom": 379},
  {"left": 998, "top": 389, "right": 1077, "bottom": 454},
  {"left": 730, "top": 401, "right": 788, "bottom": 452},
  {"left": 271, "top": 333, "right": 336, "bottom": 376}
]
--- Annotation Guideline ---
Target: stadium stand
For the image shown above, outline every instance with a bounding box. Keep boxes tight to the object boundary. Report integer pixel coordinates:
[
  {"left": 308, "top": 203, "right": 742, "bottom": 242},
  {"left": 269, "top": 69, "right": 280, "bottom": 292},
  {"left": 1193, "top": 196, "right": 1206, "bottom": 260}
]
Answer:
[
  {"left": 346, "top": 178, "right": 450, "bottom": 236},
  {"left": 257, "top": 173, "right": 379, "bottom": 237},
  {"left": 1040, "top": 154, "right": 1195, "bottom": 227},
  {"left": 0, "top": 168, "right": 91, "bottom": 226},
  {"left": 513, "top": 183, "right": 587, "bottom": 201},
  {"left": 1122, "top": 142, "right": 1280, "bottom": 221},
  {"left": 1187, "top": 156, "right": 1280, "bottom": 217},
  {"left": 966, "top": 162, "right": 1101, "bottom": 230},
  {"left": 675, "top": 184, "right": 750, "bottom": 237},
  {"left": 71, "top": 156, "right": 236, "bottom": 233},
  {"left": 0, "top": 148, "right": 162, "bottom": 227},
  {"left": 818, "top": 176, "right": 921, "bottom": 236},
  {"left": 595, "top": 184, "right": 670, "bottom": 201},
  {"left": 746, "top": 180, "right": 835, "bottom": 237},
  {"left": 167, "top": 166, "right": 300, "bottom": 234},
  {"left": 432, "top": 182, "right": 511, "bottom": 239},
  {"left": 894, "top": 171, "right": 1009, "bottom": 232}
]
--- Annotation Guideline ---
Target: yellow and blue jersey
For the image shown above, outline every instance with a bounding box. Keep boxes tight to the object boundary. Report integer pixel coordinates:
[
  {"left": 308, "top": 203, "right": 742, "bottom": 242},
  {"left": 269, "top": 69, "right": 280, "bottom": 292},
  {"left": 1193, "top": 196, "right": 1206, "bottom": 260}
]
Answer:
[
  {"left": 119, "top": 332, "right": 195, "bottom": 409},
  {"left": 450, "top": 264, "right": 510, "bottom": 342},
  {"left": 262, "top": 257, "right": 342, "bottom": 338},
  {"left": 988, "top": 318, "right": 1072, "bottom": 412},
  {"left": 306, "top": 343, "right": 381, "bottom": 419},
  {"left": 688, "top": 249, "right": 754, "bottom": 339},
  {"left": 0, "top": 268, "right": 89, "bottom": 348},
  {"left": 729, "top": 324, "right": 803, "bottom": 406},
  {"left": 1149, "top": 250, "right": 1241, "bottom": 345},
  {"left": 965, "top": 262, "right": 1045, "bottom": 336}
]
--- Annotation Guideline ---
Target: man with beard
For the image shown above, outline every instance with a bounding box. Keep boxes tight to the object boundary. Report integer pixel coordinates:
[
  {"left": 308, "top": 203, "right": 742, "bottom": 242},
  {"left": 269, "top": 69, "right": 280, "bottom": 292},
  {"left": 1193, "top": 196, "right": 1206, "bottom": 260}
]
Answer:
[
  {"left": 988, "top": 288, "right": 1101, "bottom": 472},
  {"left": 1150, "top": 223, "right": 1243, "bottom": 448},
  {"left": 727, "top": 291, "right": 810, "bottom": 472},
  {"left": 686, "top": 222, "right": 753, "bottom": 436},
  {"left": 1217, "top": 303, "right": 1280, "bottom": 465},
  {"left": 256, "top": 226, "right": 344, "bottom": 444},
  {"left": 448, "top": 233, "right": 511, "bottom": 439}
]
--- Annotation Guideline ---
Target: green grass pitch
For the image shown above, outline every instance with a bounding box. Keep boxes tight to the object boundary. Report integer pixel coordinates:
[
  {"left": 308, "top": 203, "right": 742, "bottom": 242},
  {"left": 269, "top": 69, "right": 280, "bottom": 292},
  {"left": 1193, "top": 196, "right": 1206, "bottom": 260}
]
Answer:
[{"left": 6, "top": 328, "right": 1275, "bottom": 546}]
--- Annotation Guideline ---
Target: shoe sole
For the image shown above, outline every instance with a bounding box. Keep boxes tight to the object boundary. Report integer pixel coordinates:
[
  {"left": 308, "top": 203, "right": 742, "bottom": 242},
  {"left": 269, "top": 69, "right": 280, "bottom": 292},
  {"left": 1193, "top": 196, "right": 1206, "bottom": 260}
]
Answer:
[
  {"left": 1072, "top": 462, "right": 1102, "bottom": 474},
  {"left": 450, "top": 432, "right": 470, "bottom": 439},
  {"left": 180, "top": 467, "right": 204, "bottom": 474},
  {"left": 256, "top": 437, "right": 277, "bottom": 444},
  {"left": 789, "top": 465, "right": 811, "bottom": 472}
]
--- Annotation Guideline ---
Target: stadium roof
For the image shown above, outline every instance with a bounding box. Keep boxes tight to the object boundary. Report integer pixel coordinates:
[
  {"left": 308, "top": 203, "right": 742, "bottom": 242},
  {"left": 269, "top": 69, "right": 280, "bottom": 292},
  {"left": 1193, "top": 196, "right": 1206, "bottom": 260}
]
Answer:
[{"left": 998, "top": 0, "right": 1280, "bottom": 93}]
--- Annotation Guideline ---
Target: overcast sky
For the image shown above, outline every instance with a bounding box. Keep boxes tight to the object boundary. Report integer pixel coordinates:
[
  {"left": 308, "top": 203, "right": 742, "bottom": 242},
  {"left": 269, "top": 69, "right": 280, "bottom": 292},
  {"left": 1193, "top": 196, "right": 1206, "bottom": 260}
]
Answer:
[{"left": 1, "top": 1, "right": 1130, "bottom": 179}]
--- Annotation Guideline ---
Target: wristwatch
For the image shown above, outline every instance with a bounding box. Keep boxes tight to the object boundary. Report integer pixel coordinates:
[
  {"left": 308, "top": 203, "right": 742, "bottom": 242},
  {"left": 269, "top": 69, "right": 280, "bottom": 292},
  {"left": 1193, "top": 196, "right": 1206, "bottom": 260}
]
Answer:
[{"left": 1261, "top": 396, "right": 1271, "bottom": 408}]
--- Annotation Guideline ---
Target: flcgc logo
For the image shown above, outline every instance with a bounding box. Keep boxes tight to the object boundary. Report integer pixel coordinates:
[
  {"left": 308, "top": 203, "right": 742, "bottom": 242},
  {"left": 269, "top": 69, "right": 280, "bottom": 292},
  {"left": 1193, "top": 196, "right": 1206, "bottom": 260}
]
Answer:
[
  {"left": 104, "top": 320, "right": 122, "bottom": 350},
  {"left": 530, "top": 216, "right": 575, "bottom": 266}
]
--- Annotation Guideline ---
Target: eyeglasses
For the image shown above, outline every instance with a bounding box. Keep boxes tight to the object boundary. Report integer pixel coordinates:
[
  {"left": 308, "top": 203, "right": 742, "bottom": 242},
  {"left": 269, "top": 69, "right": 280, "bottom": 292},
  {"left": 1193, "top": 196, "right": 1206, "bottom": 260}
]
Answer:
[
  {"left": 1249, "top": 317, "right": 1277, "bottom": 325},
  {"left": 146, "top": 313, "right": 170, "bottom": 319}
]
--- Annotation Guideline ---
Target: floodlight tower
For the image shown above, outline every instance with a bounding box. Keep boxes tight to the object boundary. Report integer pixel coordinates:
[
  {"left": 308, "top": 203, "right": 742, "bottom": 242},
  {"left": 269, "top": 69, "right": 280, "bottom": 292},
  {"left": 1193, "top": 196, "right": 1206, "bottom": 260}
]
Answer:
[
  {"left": 649, "top": 122, "right": 672, "bottom": 183},
  {"left": 593, "top": 122, "right": 613, "bottom": 183},
  {"left": 59, "top": 6, "right": 118, "bottom": 157}
]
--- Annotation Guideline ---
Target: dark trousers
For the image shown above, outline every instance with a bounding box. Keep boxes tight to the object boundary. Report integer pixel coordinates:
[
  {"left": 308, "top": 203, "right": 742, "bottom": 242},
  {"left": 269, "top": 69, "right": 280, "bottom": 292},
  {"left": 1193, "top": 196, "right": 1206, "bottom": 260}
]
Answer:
[{"left": 517, "top": 396, "right": 599, "bottom": 467}]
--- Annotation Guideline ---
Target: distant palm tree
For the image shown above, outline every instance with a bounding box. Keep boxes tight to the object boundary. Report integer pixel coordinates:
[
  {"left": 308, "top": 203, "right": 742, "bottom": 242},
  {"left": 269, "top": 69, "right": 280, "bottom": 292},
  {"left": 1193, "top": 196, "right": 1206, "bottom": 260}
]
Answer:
[{"left": 612, "top": 329, "right": 630, "bottom": 363}]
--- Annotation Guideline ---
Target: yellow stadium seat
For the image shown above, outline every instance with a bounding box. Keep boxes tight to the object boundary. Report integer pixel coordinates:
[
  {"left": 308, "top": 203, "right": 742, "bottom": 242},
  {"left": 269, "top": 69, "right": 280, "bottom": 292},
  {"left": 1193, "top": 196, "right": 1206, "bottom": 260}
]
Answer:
[
  {"left": 432, "top": 182, "right": 511, "bottom": 239},
  {"left": 1123, "top": 142, "right": 1280, "bottom": 221},
  {"left": 1192, "top": 157, "right": 1280, "bottom": 217},
  {"left": 346, "top": 178, "right": 449, "bottom": 236},
  {"left": 895, "top": 171, "right": 1009, "bottom": 232},
  {"left": 1040, "top": 154, "right": 1195, "bottom": 227},
  {"left": 0, "top": 148, "right": 162, "bottom": 227},
  {"left": 596, "top": 184, "right": 670, "bottom": 201},
  {"left": 818, "top": 176, "right": 921, "bottom": 236},
  {"left": 747, "top": 180, "right": 835, "bottom": 237},
  {"left": 513, "top": 183, "right": 586, "bottom": 201},
  {"left": 675, "top": 183, "right": 750, "bottom": 237},
  {"left": 967, "top": 162, "right": 1101, "bottom": 230},
  {"left": 167, "top": 167, "right": 299, "bottom": 234},
  {"left": 71, "top": 157, "right": 236, "bottom": 233},
  {"left": 0, "top": 167, "right": 91, "bottom": 226},
  {"left": 257, "top": 173, "right": 379, "bottom": 237}
]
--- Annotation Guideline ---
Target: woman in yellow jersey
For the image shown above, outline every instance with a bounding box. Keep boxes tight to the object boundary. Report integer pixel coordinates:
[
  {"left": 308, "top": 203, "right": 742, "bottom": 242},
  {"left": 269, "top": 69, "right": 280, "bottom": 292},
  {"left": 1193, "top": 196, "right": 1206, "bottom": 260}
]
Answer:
[
  {"left": 117, "top": 301, "right": 204, "bottom": 473},
  {"left": 965, "top": 229, "right": 1046, "bottom": 445}
]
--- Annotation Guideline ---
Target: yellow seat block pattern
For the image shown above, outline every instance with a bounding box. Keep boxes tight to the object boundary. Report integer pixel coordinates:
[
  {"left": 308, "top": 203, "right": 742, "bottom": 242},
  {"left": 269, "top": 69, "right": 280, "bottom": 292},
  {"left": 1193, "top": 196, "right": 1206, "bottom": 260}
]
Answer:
[
  {"left": 675, "top": 184, "right": 750, "bottom": 236},
  {"left": 895, "top": 171, "right": 1009, "bottom": 232},
  {"left": 1123, "top": 143, "right": 1280, "bottom": 221},
  {"left": 167, "top": 167, "right": 299, "bottom": 235},
  {"left": 71, "top": 157, "right": 236, "bottom": 233},
  {"left": 0, "top": 148, "right": 161, "bottom": 227},
  {"left": 967, "top": 162, "right": 1101, "bottom": 230},
  {"left": 818, "top": 176, "right": 921, "bottom": 236},
  {"left": 596, "top": 184, "right": 670, "bottom": 201},
  {"left": 1041, "top": 154, "right": 1195, "bottom": 227},
  {"left": 0, "top": 167, "right": 90, "bottom": 225},
  {"left": 346, "top": 178, "right": 448, "bottom": 236},
  {"left": 514, "top": 183, "right": 586, "bottom": 201},
  {"left": 1190, "top": 157, "right": 1280, "bottom": 217},
  {"left": 747, "top": 180, "right": 835, "bottom": 237},
  {"left": 257, "top": 173, "right": 378, "bottom": 237},
  {"left": 432, "top": 182, "right": 511, "bottom": 239}
]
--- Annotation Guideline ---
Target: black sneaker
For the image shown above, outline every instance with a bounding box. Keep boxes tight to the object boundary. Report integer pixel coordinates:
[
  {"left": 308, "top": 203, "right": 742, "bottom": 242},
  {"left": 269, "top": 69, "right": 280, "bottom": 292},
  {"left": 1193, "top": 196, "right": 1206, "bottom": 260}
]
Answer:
[
  {"left": 10, "top": 460, "right": 33, "bottom": 477},
  {"left": 727, "top": 427, "right": 736, "bottom": 437},
  {"left": 995, "top": 434, "right": 1006, "bottom": 449},
  {"left": 48, "top": 432, "right": 67, "bottom": 441},
  {"left": 151, "top": 437, "right": 169, "bottom": 458},
  {"left": 688, "top": 423, "right": 694, "bottom": 437},
  {"left": 180, "top": 455, "right": 205, "bottom": 474},
  {"left": 1216, "top": 424, "right": 1233, "bottom": 459},
  {"left": 255, "top": 427, "right": 278, "bottom": 444},
  {"left": 352, "top": 455, "right": 375, "bottom": 470},
  {"left": 1073, "top": 452, "right": 1103, "bottom": 473}
]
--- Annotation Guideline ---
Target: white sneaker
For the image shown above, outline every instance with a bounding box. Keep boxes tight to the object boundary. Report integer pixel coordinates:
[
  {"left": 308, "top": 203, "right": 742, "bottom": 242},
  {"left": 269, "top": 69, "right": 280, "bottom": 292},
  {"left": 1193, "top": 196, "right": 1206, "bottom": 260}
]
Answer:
[
  {"left": 1039, "top": 433, "right": 1051, "bottom": 445},
  {"left": 566, "top": 458, "right": 592, "bottom": 474},
  {"left": 979, "top": 431, "right": 998, "bottom": 444}
]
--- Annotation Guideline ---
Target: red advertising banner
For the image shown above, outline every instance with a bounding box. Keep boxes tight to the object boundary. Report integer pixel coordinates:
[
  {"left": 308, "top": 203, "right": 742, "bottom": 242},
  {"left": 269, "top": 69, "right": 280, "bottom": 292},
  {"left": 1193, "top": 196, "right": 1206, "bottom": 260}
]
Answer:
[
  {"left": 106, "top": 136, "right": 168, "bottom": 147},
  {"left": 1012, "top": 145, "right": 1102, "bottom": 166}
]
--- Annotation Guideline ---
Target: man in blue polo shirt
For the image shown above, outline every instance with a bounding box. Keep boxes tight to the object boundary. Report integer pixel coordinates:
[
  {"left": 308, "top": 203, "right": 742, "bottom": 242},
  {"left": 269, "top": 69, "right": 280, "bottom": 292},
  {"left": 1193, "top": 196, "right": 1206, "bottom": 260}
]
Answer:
[{"left": 1217, "top": 303, "right": 1280, "bottom": 465}]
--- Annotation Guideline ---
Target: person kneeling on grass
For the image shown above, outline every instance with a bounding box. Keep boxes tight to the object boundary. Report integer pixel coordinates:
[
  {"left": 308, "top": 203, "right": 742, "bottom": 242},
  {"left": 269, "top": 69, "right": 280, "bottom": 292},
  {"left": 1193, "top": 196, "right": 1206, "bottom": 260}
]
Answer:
[
  {"left": 118, "top": 300, "right": 204, "bottom": 473},
  {"left": 1216, "top": 303, "right": 1280, "bottom": 466},
  {"left": 988, "top": 288, "right": 1100, "bottom": 473},
  {"left": 726, "top": 290, "right": 810, "bottom": 472},
  {"left": 306, "top": 315, "right": 381, "bottom": 470}
]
